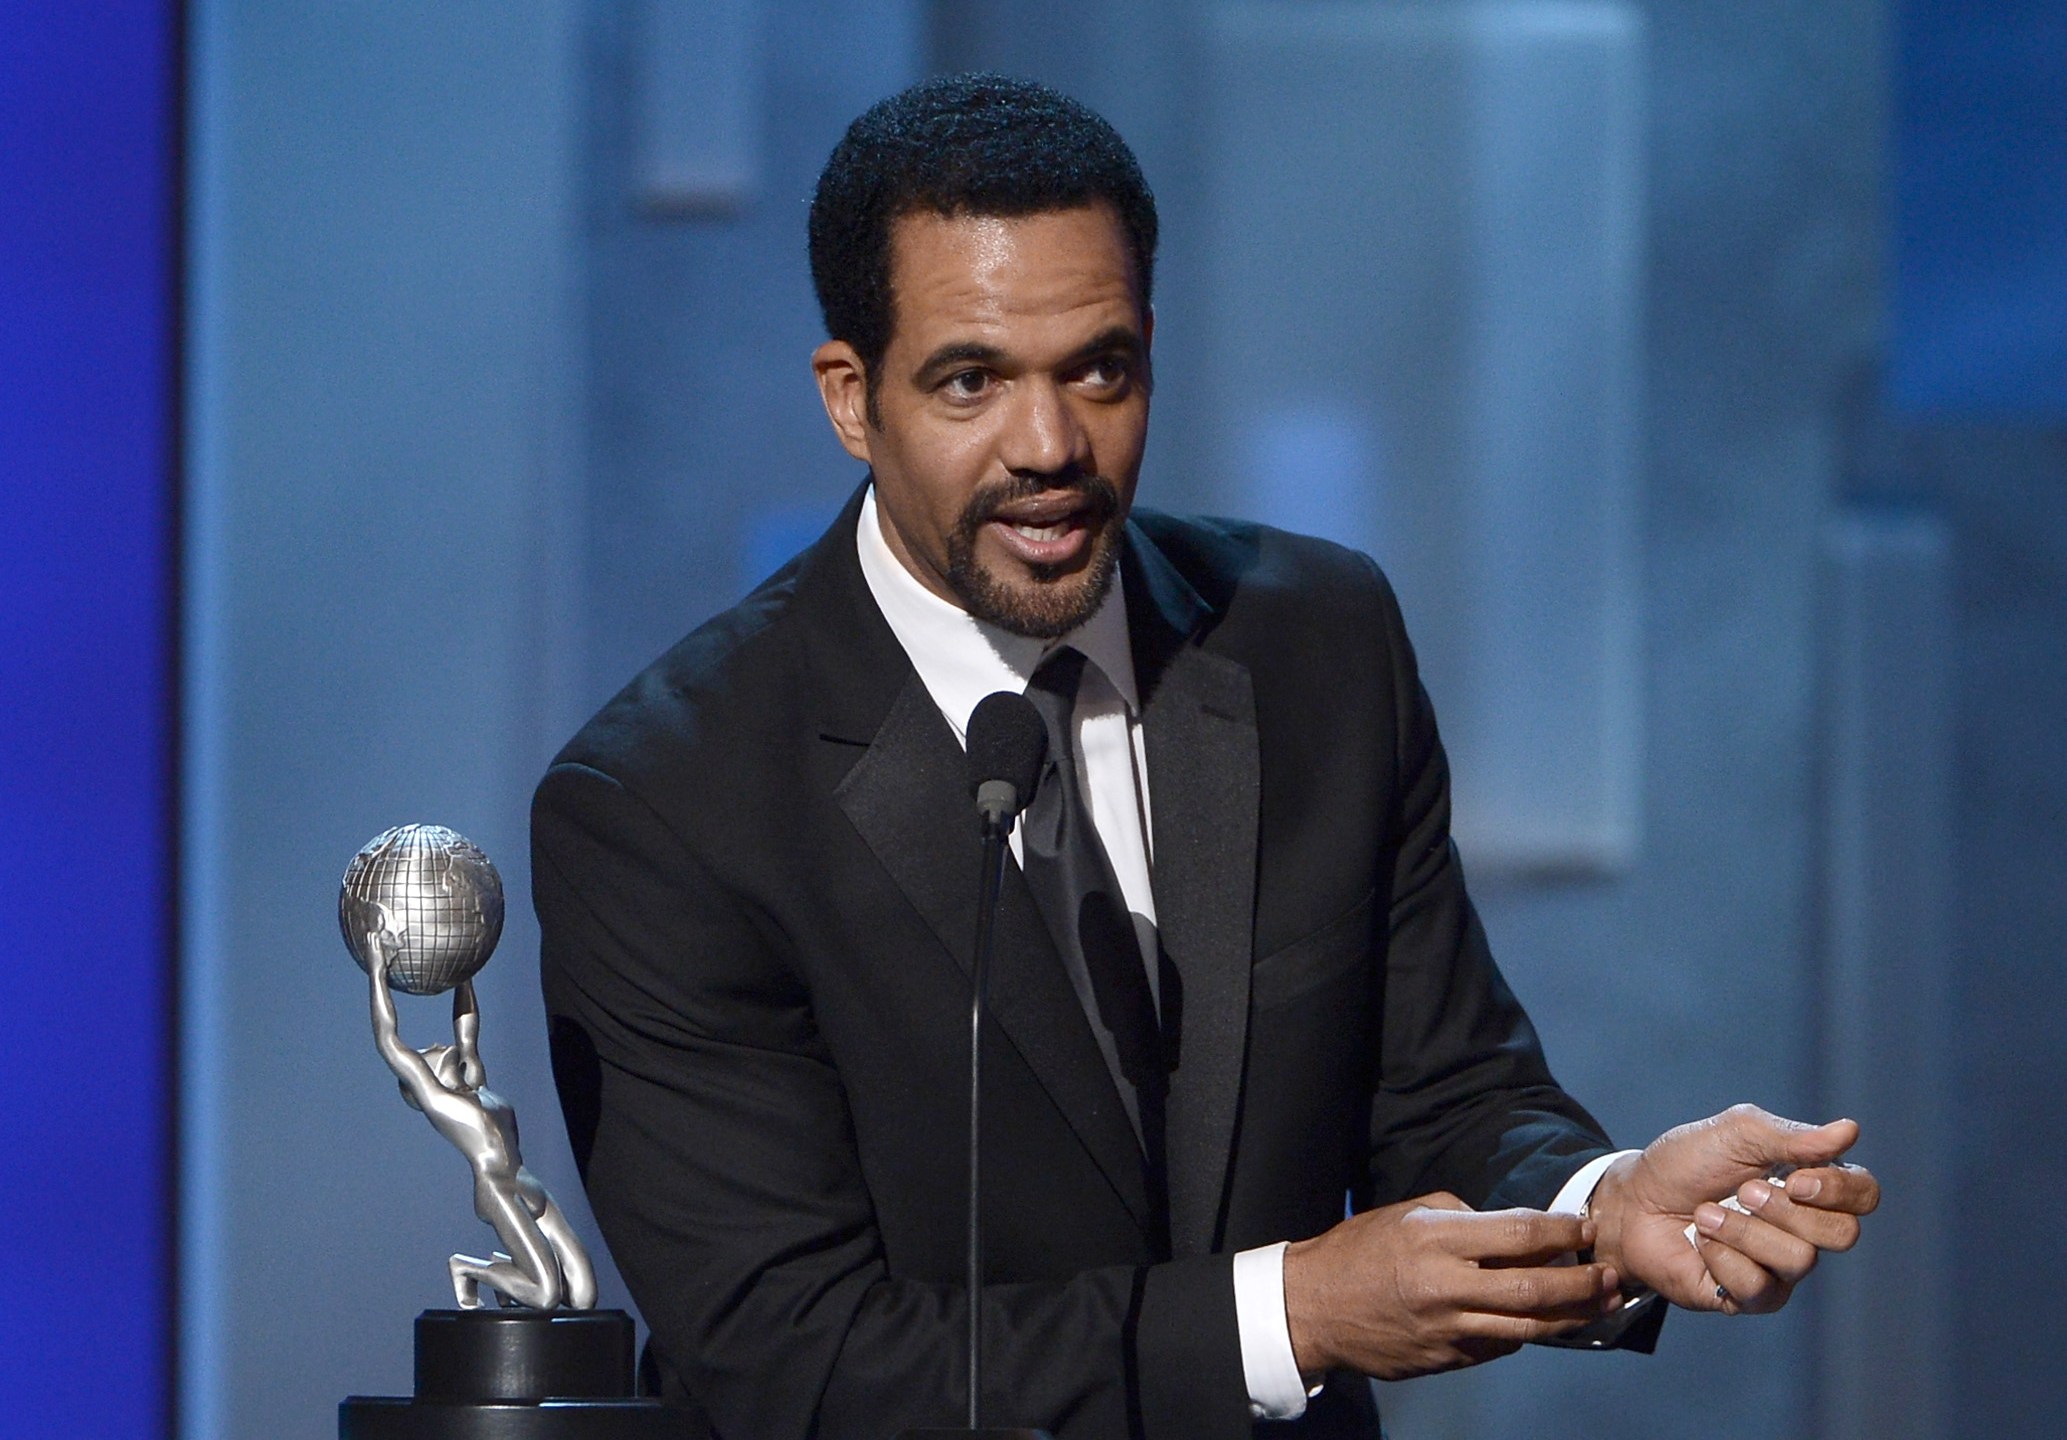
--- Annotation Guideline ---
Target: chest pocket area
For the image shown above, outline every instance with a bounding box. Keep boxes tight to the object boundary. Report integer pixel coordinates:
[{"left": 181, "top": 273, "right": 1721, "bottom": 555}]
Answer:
[
  {"left": 1235, "top": 887, "right": 1383, "bottom": 1226},
  {"left": 1250, "top": 887, "right": 1379, "bottom": 1011}
]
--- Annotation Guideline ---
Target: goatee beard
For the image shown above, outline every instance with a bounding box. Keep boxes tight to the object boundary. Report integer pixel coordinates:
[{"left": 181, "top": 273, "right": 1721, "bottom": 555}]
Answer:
[{"left": 945, "top": 474, "right": 1124, "bottom": 640}]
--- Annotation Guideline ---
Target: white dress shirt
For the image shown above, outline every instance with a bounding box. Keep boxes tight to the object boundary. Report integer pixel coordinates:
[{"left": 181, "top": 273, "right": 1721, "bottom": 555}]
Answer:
[{"left": 855, "top": 488, "right": 1632, "bottom": 1419}]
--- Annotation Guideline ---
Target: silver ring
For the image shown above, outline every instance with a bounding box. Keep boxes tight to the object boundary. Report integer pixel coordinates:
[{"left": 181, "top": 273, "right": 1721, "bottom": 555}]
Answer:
[{"left": 1715, "top": 1283, "right": 1731, "bottom": 1303}]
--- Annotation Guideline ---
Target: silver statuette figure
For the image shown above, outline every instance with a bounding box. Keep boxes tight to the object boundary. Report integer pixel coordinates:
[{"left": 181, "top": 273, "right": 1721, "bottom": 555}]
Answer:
[{"left": 340, "top": 824, "right": 597, "bottom": 1312}]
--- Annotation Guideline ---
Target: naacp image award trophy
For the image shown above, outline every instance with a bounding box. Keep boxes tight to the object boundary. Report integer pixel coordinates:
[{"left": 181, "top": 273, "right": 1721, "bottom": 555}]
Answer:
[{"left": 336, "top": 824, "right": 669, "bottom": 1438}]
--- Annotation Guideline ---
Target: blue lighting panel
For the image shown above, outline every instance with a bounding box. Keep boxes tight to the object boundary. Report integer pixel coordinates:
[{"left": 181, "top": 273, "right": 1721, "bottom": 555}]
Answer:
[
  {"left": 1892, "top": 0, "right": 2067, "bottom": 415},
  {"left": 0, "top": 4, "right": 176, "bottom": 1434}
]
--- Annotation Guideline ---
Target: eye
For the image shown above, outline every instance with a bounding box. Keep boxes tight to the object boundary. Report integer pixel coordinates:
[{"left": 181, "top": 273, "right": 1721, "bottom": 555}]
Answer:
[
  {"left": 1076, "top": 354, "right": 1132, "bottom": 393},
  {"left": 941, "top": 368, "right": 995, "bottom": 402}
]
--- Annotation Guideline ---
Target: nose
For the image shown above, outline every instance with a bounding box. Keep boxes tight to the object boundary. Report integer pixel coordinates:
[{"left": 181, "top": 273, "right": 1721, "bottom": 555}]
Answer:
[{"left": 997, "top": 377, "right": 1092, "bottom": 479}]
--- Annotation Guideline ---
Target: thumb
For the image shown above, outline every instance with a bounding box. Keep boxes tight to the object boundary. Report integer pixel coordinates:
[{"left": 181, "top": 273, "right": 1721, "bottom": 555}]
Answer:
[
  {"left": 1776, "top": 1115, "right": 1859, "bottom": 1167},
  {"left": 1713, "top": 1104, "right": 1858, "bottom": 1168},
  {"left": 1634, "top": 1107, "right": 1855, "bottom": 1216}
]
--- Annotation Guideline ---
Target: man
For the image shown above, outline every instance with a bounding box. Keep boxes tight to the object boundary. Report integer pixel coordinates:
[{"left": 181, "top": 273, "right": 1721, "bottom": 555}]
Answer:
[{"left": 534, "top": 75, "right": 1877, "bottom": 1438}]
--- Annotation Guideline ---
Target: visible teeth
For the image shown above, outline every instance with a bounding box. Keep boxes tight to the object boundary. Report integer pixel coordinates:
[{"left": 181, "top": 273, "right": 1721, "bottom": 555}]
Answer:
[{"left": 1012, "top": 522, "right": 1067, "bottom": 542}]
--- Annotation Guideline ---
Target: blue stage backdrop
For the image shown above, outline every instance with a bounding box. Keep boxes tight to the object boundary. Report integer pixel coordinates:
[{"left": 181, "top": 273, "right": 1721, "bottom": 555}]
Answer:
[
  {"left": 0, "top": 4, "right": 176, "bottom": 1436},
  {"left": 1893, "top": 0, "right": 2067, "bottom": 414}
]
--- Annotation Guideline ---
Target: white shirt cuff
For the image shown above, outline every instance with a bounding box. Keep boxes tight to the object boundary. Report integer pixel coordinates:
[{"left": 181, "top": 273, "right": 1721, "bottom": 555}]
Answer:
[
  {"left": 1547, "top": 1148, "right": 1658, "bottom": 1316},
  {"left": 1549, "top": 1149, "right": 1641, "bottom": 1216},
  {"left": 1237, "top": 1153, "right": 1643, "bottom": 1418},
  {"left": 1234, "top": 1241, "right": 1317, "bottom": 1420}
]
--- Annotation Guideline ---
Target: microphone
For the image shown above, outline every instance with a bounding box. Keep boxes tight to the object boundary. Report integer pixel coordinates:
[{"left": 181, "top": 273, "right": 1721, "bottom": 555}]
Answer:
[
  {"left": 966, "top": 691, "right": 1046, "bottom": 835},
  {"left": 900, "top": 694, "right": 1053, "bottom": 1439}
]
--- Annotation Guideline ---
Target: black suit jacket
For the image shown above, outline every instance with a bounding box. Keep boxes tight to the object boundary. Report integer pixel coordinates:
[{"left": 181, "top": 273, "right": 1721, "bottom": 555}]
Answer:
[{"left": 534, "top": 486, "right": 1639, "bottom": 1439}]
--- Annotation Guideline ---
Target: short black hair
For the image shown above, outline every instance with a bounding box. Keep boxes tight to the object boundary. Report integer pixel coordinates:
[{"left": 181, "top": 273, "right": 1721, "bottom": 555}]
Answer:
[{"left": 808, "top": 73, "right": 1158, "bottom": 417}]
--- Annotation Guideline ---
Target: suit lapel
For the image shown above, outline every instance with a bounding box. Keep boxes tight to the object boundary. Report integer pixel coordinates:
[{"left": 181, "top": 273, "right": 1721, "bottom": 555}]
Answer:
[
  {"left": 803, "top": 490, "right": 1257, "bottom": 1251},
  {"left": 1125, "top": 523, "right": 1260, "bottom": 1258},
  {"left": 810, "top": 492, "right": 1153, "bottom": 1232},
  {"left": 834, "top": 679, "right": 1153, "bottom": 1230}
]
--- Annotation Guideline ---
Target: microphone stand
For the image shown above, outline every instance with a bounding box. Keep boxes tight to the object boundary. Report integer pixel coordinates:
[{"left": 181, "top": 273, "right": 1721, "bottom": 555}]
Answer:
[
  {"left": 968, "top": 804, "right": 1009, "bottom": 1429},
  {"left": 900, "top": 784, "right": 1050, "bottom": 1439}
]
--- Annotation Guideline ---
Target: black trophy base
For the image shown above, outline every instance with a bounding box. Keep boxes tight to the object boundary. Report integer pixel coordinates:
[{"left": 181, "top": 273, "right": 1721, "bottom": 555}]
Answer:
[
  {"left": 341, "top": 1309, "right": 673, "bottom": 1439},
  {"left": 340, "top": 1398, "right": 675, "bottom": 1439},
  {"left": 897, "top": 1431, "right": 1054, "bottom": 1438}
]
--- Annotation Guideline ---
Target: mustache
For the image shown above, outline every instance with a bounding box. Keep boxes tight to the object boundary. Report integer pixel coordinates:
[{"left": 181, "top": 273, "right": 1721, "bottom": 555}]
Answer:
[{"left": 959, "top": 472, "right": 1122, "bottom": 529}]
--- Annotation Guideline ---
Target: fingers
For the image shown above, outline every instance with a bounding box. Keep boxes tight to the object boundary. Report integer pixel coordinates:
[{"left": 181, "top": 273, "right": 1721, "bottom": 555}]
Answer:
[
  {"left": 1427, "top": 1206, "right": 1594, "bottom": 1265},
  {"left": 1695, "top": 1234, "right": 1792, "bottom": 1314},
  {"left": 1734, "top": 1174, "right": 1867, "bottom": 1252},
  {"left": 1286, "top": 1197, "right": 1625, "bottom": 1380},
  {"left": 1456, "top": 1259, "right": 1622, "bottom": 1321},
  {"left": 1631, "top": 1233, "right": 1728, "bottom": 1311},
  {"left": 1784, "top": 1162, "right": 1880, "bottom": 1217},
  {"left": 1453, "top": 1335, "right": 1528, "bottom": 1367},
  {"left": 1691, "top": 1198, "right": 1819, "bottom": 1287},
  {"left": 1687, "top": 1162, "right": 1879, "bottom": 1315},
  {"left": 1459, "top": 1307, "right": 1606, "bottom": 1348}
]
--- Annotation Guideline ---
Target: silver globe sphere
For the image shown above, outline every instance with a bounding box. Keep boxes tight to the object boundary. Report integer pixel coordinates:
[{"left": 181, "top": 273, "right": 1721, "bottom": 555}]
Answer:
[{"left": 339, "top": 824, "right": 504, "bottom": 996}]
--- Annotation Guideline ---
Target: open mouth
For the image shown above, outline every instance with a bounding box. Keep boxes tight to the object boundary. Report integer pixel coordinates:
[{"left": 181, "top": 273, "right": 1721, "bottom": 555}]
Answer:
[
  {"left": 946, "top": 475, "right": 1127, "bottom": 636},
  {"left": 959, "top": 477, "right": 1124, "bottom": 574},
  {"left": 985, "top": 497, "right": 1100, "bottom": 567}
]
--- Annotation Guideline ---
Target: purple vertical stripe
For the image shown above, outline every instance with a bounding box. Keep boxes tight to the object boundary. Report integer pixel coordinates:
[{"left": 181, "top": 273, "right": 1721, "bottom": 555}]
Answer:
[{"left": 0, "top": 3, "right": 177, "bottom": 1434}]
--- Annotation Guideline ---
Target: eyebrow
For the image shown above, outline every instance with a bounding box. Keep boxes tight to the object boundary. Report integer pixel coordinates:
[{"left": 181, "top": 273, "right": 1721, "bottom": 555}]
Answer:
[
  {"left": 1071, "top": 325, "right": 1147, "bottom": 366},
  {"left": 911, "top": 341, "right": 1008, "bottom": 388},
  {"left": 910, "top": 326, "right": 1146, "bottom": 388}
]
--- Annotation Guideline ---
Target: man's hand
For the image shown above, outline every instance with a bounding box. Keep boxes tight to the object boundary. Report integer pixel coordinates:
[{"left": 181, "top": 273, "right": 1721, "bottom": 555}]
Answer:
[
  {"left": 1283, "top": 1194, "right": 1622, "bottom": 1380},
  {"left": 1590, "top": 1103, "right": 1881, "bottom": 1316}
]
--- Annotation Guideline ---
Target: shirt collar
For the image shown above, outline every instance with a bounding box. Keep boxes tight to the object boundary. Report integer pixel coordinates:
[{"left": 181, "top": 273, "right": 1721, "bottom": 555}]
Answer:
[{"left": 855, "top": 484, "right": 1139, "bottom": 740}]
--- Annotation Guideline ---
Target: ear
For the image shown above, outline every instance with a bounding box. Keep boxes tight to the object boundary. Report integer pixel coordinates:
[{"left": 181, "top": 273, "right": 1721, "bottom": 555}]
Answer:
[{"left": 813, "top": 340, "right": 874, "bottom": 464}]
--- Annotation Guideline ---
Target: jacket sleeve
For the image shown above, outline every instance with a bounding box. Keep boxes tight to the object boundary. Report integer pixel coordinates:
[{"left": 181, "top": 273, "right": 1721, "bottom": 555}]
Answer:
[
  {"left": 1351, "top": 557, "right": 1665, "bottom": 1355},
  {"left": 533, "top": 758, "right": 1255, "bottom": 1440},
  {"left": 1356, "top": 554, "right": 1616, "bottom": 1213}
]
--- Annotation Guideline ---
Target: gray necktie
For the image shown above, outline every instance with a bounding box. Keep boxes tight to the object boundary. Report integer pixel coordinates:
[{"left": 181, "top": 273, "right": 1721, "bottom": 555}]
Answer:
[{"left": 1019, "top": 647, "right": 1167, "bottom": 1188}]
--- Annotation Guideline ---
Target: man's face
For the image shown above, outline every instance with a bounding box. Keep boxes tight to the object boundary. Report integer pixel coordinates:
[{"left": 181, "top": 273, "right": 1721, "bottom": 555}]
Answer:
[{"left": 814, "top": 204, "right": 1152, "bottom": 638}]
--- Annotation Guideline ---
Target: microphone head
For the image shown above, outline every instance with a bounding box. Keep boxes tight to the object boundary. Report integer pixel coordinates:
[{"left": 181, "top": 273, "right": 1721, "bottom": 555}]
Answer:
[{"left": 966, "top": 690, "right": 1047, "bottom": 825}]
